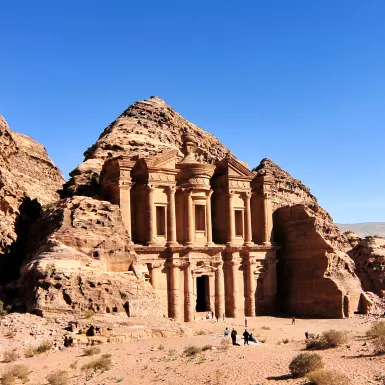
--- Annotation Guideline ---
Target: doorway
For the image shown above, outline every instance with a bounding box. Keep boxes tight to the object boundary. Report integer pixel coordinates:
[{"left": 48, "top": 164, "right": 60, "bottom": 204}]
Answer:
[{"left": 196, "top": 275, "right": 209, "bottom": 312}]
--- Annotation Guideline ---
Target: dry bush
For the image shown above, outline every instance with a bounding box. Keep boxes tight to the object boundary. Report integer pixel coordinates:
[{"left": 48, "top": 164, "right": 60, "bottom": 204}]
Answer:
[
  {"left": 83, "top": 309, "right": 95, "bottom": 319},
  {"left": 36, "top": 340, "right": 52, "bottom": 354},
  {"left": 69, "top": 360, "right": 78, "bottom": 370},
  {"left": 306, "top": 330, "right": 348, "bottom": 350},
  {"left": 196, "top": 330, "right": 206, "bottom": 335},
  {"left": 158, "top": 344, "right": 164, "bottom": 351},
  {"left": 183, "top": 345, "right": 201, "bottom": 357},
  {"left": 261, "top": 325, "right": 271, "bottom": 330},
  {"left": 3, "top": 350, "right": 19, "bottom": 363},
  {"left": 101, "top": 353, "right": 111, "bottom": 359},
  {"left": 373, "top": 335, "right": 385, "bottom": 355},
  {"left": 289, "top": 353, "right": 324, "bottom": 378},
  {"left": 202, "top": 344, "right": 213, "bottom": 351},
  {"left": 367, "top": 321, "right": 385, "bottom": 338},
  {"left": 259, "top": 337, "right": 266, "bottom": 343},
  {"left": 168, "top": 349, "right": 177, "bottom": 356},
  {"left": 307, "top": 369, "right": 351, "bottom": 385},
  {"left": 83, "top": 347, "right": 101, "bottom": 356},
  {"left": 47, "top": 370, "right": 69, "bottom": 385},
  {"left": 81, "top": 356, "right": 112, "bottom": 373},
  {"left": 220, "top": 339, "right": 231, "bottom": 351},
  {"left": 1, "top": 364, "right": 29, "bottom": 385},
  {"left": 24, "top": 347, "right": 36, "bottom": 358},
  {"left": 280, "top": 338, "right": 289, "bottom": 344}
]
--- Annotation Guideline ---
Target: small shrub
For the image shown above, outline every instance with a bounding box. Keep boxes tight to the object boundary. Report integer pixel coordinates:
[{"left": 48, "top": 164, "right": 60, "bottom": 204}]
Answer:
[
  {"left": 168, "top": 349, "right": 177, "bottom": 356},
  {"left": 306, "top": 330, "right": 348, "bottom": 350},
  {"left": 367, "top": 321, "right": 385, "bottom": 338},
  {"left": 259, "top": 337, "right": 266, "bottom": 343},
  {"left": 24, "top": 347, "right": 36, "bottom": 358},
  {"left": 373, "top": 335, "right": 385, "bottom": 355},
  {"left": 3, "top": 350, "right": 19, "bottom": 363},
  {"left": 70, "top": 360, "right": 78, "bottom": 370},
  {"left": 261, "top": 326, "right": 271, "bottom": 330},
  {"left": 289, "top": 353, "right": 324, "bottom": 378},
  {"left": 196, "top": 330, "right": 206, "bottom": 335},
  {"left": 202, "top": 344, "right": 213, "bottom": 351},
  {"left": 281, "top": 338, "right": 289, "bottom": 344},
  {"left": 1, "top": 364, "right": 29, "bottom": 385},
  {"left": 307, "top": 369, "right": 351, "bottom": 385},
  {"left": 47, "top": 370, "right": 69, "bottom": 385},
  {"left": 83, "top": 309, "right": 95, "bottom": 319},
  {"left": 36, "top": 340, "right": 52, "bottom": 354},
  {"left": 0, "top": 301, "right": 10, "bottom": 317},
  {"left": 220, "top": 339, "right": 230, "bottom": 351},
  {"left": 183, "top": 345, "right": 201, "bottom": 357},
  {"left": 81, "top": 356, "right": 112, "bottom": 373},
  {"left": 158, "top": 344, "right": 164, "bottom": 351},
  {"left": 83, "top": 347, "right": 101, "bottom": 356},
  {"left": 101, "top": 353, "right": 111, "bottom": 359}
]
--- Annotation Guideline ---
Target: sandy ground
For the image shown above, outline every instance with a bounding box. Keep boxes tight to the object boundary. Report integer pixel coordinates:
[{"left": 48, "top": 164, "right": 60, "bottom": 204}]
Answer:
[{"left": 0, "top": 314, "right": 384, "bottom": 385}]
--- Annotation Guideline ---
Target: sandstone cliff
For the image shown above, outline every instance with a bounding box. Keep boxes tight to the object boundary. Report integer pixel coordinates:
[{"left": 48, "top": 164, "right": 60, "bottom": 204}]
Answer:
[
  {"left": 346, "top": 234, "right": 385, "bottom": 297},
  {"left": 64, "top": 96, "right": 231, "bottom": 196},
  {"left": 254, "top": 158, "right": 350, "bottom": 251},
  {"left": 0, "top": 115, "right": 64, "bottom": 283},
  {"left": 13, "top": 196, "right": 161, "bottom": 317}
]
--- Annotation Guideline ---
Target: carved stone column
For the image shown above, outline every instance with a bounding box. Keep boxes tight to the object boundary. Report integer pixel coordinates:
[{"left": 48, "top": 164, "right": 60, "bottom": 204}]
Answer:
[
  {"left": 245, "top": 260, "right": 256, "bottom": 316},
  {"left": 167, "top": 186, "right": 178, "bottom": 246},
  {"left": 214, "top": 261, "right": 225, "bottom": 319},
  {"left": 263, "top": 192, "right": 273, "bottom": 245},
  {"left": 227, "top": 191, "right": 235, "bottom": 245},
  {"left": 205, "top": 190, "right": 214, "bottom": 246},
  {"left": 184, "top": 263, "right": 194, "bottom": 322},
  {"left": 243, "top": 192, "right": 252, "bottom": 246},
  {"left": 185, "top": 189, "right": 194, "bottom": 246},
  {"left": 147, "top": 185, "right": 157, "bottom": 245},
  {"left": 231, "top": 260, "right": 239, "bottom": 317},
  {"left": 170, "top": 261, "right": 181, "bottom": 321},
  {"left": 119, "top": 181, "right": 133, "bottom": 242},
  {"left": 150, "top": 262, "right": 163, "bottom": 292}
]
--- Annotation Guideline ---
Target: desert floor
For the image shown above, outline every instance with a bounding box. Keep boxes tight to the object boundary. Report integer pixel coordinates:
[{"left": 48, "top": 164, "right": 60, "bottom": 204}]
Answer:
[{"left": 1, "top": 313, "right": 384, "bottom": 385}]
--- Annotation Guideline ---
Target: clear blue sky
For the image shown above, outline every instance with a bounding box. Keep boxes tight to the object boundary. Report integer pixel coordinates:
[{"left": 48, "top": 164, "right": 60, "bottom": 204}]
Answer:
[{"left": 1, "top": 1, "right": 384, "bottom": 223}]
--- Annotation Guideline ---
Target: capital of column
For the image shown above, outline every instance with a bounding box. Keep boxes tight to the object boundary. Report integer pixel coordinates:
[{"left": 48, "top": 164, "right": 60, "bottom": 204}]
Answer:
[
  {"left": 168, "top": 185, "right": 177, "bottom": 194},
  {"left": 149, "top": 262, "right": 164, "bottom": 269},
  {"left": 147, "top": 184, "right": 157, "bottom": 191},
  {"left": 206, "top": 190, "right": 213, "bottom": 198},
  {"left": 167, "top": 260, "right": 183, "bottom": 268},
  {"left": 242, "top": 191, "right": 252, "bottom": 200}
]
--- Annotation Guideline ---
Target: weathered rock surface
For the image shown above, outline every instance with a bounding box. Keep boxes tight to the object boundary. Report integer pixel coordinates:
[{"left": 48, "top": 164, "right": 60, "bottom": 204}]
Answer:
[
  {"left": 346, "top": 234, "right": 385, "bottom": 297},
  {"left": 0, "top": 115, "right": 64, "bottom": 283},
  {"left": 338, "top": 222, "right": 385, "bottom": 238},
  {"left": 273, "top": 205, "right": 368, "bottom": 318},
  {"left": 254, "top": 158, "right": 350, "bottom": 251},
  {"left": 64, "top": 96, "right": 231, "bottom": 196},
  {"left": 13, "top": 196, "right": 161, "bottom": 317}
]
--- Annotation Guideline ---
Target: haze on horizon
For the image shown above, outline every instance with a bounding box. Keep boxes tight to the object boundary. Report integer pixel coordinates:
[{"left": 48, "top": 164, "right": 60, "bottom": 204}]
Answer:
[{"left": 1, "top": 1, "right": 384, "bottom": 224}]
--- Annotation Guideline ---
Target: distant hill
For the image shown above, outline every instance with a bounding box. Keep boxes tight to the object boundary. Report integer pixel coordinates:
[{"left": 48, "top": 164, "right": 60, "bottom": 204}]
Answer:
[{"left": 337, "top": 222, "right": 385, "bottom": 238}]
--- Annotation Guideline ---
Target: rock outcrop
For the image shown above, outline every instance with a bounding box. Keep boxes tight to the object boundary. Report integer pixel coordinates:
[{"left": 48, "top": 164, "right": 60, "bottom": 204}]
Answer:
[
  {"left": 346, "top": 234, "right": 385, "bottom": 297},
  {"left": 273, "top": 205, "right": 368, "bottom": 317},
  {"left": 0, "top": 115, "right": 64, "bottom": 283},
  {"left": 64, "top": 96, "right": 231, "bottom": 197},
  {"left": 13, "top": 196, "right": 161, "bottom": 317}
]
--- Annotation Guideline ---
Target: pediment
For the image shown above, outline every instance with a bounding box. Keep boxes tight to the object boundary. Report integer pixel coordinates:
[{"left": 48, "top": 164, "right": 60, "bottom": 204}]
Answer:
[
  {"left": 215, "top": 154, "right": 254, "bottom": 178},
  {"left": 146, "top": 149, "right": 178, "bottom": 170}
]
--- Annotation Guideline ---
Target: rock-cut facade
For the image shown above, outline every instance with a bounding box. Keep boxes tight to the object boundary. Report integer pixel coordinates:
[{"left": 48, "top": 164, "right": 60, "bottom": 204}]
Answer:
[{"left": 100, "top": 130, "right": 278, "bottom": 321}]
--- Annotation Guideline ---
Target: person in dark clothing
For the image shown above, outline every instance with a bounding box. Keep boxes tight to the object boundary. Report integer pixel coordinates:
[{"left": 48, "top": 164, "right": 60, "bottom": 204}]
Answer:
[
  {"left": 305, "top": 331, "right": 309, "bottom": 340},
  {"left": 243, "top": 329, "right": 250, "bottom": 345},
  {"left": 249, "top": 333, "right": 257, "bottom": 343},
  {"left": 86, "top": 325, "right": 95, "bottom": 337},
  {"left": 231, "top": 328, "right": 237, "bottom": 345}
]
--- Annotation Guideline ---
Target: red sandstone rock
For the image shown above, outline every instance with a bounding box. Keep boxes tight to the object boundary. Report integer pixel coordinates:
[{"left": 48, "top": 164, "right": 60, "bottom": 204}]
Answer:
[
  {"left": 0, "top": 115, "right": 64, "bottom": 274},
  {"left": 347, "top": 234, "right": 385, "bottom": 297},
  {"left": 14, "top": 196, "right": 161, "bottom": 317},
  {"left": 273, "top": 204, "right": 367, "bottom": 318}
]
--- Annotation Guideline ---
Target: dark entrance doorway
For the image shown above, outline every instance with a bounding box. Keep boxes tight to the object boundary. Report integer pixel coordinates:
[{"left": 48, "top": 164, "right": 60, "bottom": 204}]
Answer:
[{"left": 196, "top": 275, "right": 208, "bottom": 311}]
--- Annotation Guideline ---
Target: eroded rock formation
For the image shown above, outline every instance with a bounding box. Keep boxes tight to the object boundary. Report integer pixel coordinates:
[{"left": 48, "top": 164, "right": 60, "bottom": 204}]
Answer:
[
  {"left": 0, "top": 115, "right": 64, "bottom": 283},
  {"left": 346, "top": 234, "right": 385, "bottom": 297},
  {"left": 64, "top": 96, "right": 231, "bottom": 197},
  {"left": 273, "top": 205, "right": 368, "bottom": 317},
  {"left": 13, "top": 196, "right": 161, "bottom": 317}
]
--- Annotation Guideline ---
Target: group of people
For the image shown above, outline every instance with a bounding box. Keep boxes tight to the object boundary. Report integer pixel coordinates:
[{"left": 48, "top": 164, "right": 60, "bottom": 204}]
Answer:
[{"left": 224, "top": 327, "right": 257, "bottom": 345}]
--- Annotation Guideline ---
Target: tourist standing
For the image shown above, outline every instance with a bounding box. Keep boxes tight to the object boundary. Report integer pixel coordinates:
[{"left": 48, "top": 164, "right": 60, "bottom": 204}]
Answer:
[
  {"left": 243, "top": 329, "right": 250, "bottom": 345},
  {"left": 292, "top": 316, "right": 296, "bottom": 325},
  {"left": 231, "top": 327, "right": 237, "bottom": 345}
]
